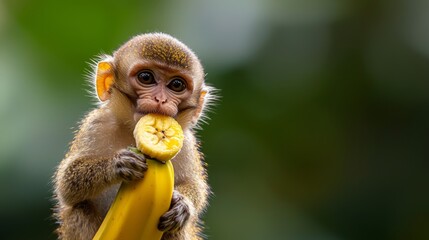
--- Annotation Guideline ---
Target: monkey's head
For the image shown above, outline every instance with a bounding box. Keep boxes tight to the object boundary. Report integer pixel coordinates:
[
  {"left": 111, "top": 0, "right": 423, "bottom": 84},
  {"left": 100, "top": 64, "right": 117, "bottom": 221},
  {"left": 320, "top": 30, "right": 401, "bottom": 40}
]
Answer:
[{"left": 94, "top": 33, "right": 213, "bottom": 130}]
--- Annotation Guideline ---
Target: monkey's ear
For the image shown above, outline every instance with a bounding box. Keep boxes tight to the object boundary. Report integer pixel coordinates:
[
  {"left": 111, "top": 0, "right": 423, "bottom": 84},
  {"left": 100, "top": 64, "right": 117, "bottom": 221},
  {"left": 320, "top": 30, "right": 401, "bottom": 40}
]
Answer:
[
  {"left": 192, "top": 89, "right": 208, "bottom": 124},
  {"left": 95, "top": 61, "right": 115, "bottom": 101}
]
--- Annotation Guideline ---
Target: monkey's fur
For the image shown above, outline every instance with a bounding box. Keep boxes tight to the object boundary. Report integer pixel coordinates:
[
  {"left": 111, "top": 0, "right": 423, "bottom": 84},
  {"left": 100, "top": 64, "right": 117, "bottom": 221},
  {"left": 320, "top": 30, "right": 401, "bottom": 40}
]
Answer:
[{"left": 53, "top": 33, "right": 214, "bottom": 240}]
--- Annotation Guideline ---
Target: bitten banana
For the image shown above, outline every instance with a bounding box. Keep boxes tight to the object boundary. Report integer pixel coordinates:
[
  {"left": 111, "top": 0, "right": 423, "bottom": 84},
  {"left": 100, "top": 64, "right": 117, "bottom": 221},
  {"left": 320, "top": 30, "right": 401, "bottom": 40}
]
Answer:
[
  {"left": 134, "top": 114, "right": 184, "bottom": 162},
  {"left": 93, "top": 113, "right": 183, "bottom": 240}
]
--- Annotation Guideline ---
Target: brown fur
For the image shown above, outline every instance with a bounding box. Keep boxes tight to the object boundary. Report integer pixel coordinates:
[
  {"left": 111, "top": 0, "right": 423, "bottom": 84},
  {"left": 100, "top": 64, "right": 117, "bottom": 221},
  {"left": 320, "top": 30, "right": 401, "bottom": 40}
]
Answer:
[{"left": 53, "top": 33, "right": 213, "bottom": 240}]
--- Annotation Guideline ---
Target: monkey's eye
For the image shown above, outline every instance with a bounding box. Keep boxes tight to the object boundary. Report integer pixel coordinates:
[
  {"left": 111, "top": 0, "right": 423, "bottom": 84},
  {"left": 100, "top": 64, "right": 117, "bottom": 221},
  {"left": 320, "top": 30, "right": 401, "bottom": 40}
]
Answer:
[
  {"left": 137, "top": 71, "right": 156, "bottom": 85},
  {"left": 167, "top": 78, "right": 187, "bottom": 92}
]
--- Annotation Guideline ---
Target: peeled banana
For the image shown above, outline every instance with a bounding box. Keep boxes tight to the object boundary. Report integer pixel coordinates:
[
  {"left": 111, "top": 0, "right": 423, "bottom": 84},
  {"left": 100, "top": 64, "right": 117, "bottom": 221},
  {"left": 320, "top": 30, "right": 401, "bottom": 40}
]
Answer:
[
  {"left": 93, "top": 113, "right": 183, "bottom": 240},
  {"left": 134, "top": 114, "right": 184, "bottom": 162}
]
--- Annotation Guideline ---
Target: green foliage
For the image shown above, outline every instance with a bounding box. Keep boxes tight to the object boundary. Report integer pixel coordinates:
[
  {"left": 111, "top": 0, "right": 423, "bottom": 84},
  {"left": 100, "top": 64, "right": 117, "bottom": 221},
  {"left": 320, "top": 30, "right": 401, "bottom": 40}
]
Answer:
[{"left": 0, "top": 0, "right": 428, "bottom": 239}]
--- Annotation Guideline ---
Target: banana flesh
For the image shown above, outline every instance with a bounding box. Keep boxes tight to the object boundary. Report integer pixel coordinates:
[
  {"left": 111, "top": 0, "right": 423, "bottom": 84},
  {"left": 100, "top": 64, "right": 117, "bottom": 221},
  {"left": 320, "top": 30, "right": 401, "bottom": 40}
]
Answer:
[
  {"left": 134, "top": 113, "right": 184, "bottom": 162},
  {"left": 93, "top": 114, "right": 183, "bottom": 240}
]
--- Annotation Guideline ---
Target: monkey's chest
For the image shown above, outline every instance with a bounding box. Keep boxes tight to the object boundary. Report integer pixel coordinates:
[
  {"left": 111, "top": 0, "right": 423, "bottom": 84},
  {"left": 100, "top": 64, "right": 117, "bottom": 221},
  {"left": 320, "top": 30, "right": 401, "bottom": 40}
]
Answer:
[{"left": 94, "top": 183, "right": 121, "bottom": 217}]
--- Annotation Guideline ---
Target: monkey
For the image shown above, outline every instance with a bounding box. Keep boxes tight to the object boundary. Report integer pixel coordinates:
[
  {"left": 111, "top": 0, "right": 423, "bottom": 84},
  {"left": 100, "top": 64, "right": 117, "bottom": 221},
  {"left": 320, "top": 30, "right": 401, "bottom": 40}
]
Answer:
[{"left": 53, "top": 33, "right": 215, "bottom": 240}]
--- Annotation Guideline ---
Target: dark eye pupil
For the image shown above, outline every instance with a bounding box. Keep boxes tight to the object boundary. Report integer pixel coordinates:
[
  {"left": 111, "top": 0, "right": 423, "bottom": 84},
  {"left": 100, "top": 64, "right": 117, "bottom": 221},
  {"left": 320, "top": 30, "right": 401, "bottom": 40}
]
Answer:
[
  {"left": 169, "top": 79, "right": 186, "bottom": 92},
  {"left": 137, "top": 71, "right": 154, "bottom": 84},
  {"left": 172, "top": 80, "right": 182, "bottom": 88}
]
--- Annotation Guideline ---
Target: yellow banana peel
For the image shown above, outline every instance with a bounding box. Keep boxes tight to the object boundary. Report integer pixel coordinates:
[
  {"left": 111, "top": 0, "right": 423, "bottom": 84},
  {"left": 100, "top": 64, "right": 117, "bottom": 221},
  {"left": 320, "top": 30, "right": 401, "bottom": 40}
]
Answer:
[{"left": 93, "top": 113, "right": 183, "bottom": 240}]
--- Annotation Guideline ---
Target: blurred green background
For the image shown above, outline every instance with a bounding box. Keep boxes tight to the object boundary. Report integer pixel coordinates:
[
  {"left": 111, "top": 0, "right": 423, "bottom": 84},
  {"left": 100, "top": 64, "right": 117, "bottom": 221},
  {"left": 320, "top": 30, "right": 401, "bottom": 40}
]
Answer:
[{"left": 1, "top": 0, "right": 428, "bottom": 239}]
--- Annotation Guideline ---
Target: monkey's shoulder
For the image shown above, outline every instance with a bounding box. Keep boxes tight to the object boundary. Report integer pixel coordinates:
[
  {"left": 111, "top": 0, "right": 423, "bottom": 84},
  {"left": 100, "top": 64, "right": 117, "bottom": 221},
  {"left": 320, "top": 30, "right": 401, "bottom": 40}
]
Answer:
[
  {"left": 77, "top": 108, "right": 120, "bottom": 132},
  {"left": 70, "top": 108, "right": 132, "bottom": 153}
]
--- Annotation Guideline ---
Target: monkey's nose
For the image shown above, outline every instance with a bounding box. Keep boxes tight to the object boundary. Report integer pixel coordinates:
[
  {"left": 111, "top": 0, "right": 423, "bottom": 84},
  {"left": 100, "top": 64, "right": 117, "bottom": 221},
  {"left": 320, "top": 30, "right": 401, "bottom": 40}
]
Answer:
[{"left": 154, "top": 96, "right": 167, "bottom": 104}]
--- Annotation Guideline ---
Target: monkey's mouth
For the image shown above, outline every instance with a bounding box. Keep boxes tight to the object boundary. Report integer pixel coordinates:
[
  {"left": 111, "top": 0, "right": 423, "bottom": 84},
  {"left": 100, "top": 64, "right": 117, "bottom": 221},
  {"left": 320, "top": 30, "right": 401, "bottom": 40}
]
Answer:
[{"left": 134, "top": 109, "right": 176, "bottom": 122}]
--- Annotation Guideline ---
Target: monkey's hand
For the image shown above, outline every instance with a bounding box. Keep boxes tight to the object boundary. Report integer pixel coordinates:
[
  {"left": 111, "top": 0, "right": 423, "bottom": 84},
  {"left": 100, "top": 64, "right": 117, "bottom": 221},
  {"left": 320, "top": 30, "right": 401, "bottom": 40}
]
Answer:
[
  {"left": 113, "top": 149, "right": 147, "bottom": 181},
  {"left": 158, "top": 190, "right": 193, "bottom": 233}
]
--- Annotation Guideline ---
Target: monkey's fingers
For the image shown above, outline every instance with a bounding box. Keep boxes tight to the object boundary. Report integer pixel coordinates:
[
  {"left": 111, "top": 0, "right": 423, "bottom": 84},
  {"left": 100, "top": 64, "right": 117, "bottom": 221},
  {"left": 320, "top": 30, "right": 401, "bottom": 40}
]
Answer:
[
  {"left": 114, "top": 149, "right": 147, "bottom": 181},
  {"left": 158, "top": 190, "right": 191, "bottom": 233}
]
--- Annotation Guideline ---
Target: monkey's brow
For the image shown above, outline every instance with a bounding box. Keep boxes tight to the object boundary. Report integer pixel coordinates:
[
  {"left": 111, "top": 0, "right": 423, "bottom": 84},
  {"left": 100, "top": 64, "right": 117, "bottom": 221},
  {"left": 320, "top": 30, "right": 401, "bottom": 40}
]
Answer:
[{"left": 140, "top": 41, "right": 193, "bottom": 69}]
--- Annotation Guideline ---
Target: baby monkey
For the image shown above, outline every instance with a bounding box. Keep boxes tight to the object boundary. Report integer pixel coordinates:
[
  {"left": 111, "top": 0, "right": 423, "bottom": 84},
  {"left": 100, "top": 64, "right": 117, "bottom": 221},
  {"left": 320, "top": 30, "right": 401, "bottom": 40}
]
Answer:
[{"left": 53, "top": 33, "right": 214, "bottom": 240}]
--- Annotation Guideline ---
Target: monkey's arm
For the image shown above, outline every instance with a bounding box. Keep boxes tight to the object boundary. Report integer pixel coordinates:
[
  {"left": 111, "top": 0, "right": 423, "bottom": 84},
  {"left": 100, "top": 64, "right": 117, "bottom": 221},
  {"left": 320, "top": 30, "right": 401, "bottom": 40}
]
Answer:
[
  {"left": 55, "top": 109, "right": 146, "bottom": 206},
  {"left": 55, "top": 149, "right": 146, "bottom": 206},
  {"left": 174, "top": 133, "right": 210, "bottom": 214},
  {"left": 55, "top": 155, "right": 116, "bottom": 206},
  {"left": 176, "top": 167, "right": 210, "bottom": 215},
  {"left": 158, "top": 137, "right": 209, "bottom": 233}
]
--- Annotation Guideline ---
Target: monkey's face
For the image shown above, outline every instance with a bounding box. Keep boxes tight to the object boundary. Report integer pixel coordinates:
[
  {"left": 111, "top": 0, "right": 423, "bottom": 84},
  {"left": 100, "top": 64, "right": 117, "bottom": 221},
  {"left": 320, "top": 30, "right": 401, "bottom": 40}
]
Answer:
[
  {"left": 95, "top": 33, "right": 208, "bottom": 128},
  {"left": 127, "top": 60, "right": 194, "bottom": 121}
]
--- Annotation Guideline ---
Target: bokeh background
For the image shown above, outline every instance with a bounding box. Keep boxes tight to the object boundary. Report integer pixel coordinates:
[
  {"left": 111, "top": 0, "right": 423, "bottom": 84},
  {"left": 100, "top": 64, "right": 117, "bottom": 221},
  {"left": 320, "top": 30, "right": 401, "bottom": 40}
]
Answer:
[{"left": 1, "top": 0, "right": 428, "bottom": 239}]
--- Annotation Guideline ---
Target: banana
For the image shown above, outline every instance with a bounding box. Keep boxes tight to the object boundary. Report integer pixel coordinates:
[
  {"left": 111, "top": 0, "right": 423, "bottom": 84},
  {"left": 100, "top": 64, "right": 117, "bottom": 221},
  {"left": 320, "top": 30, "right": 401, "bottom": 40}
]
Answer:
[
  {"left": 134, "top": 113, "right": 184, "bottom": 162},
  {"left": 93, "top": 113, "right": 183, "bottom": 240}
]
